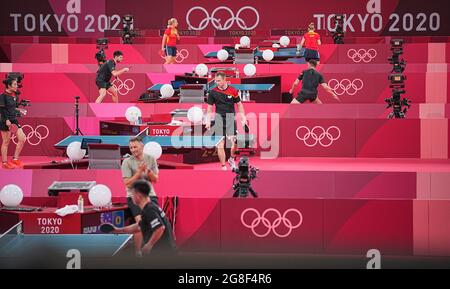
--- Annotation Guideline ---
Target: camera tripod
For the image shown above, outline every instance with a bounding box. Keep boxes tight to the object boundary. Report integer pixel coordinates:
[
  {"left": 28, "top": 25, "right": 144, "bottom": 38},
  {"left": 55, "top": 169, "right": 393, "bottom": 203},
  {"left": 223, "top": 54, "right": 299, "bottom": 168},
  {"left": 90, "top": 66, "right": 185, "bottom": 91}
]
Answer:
[
  {"left": 73, "top": 96, "right": 83, "bottom": 135},
  {"left": 233, "top": 180, "right": 258, "bottom": 198}
]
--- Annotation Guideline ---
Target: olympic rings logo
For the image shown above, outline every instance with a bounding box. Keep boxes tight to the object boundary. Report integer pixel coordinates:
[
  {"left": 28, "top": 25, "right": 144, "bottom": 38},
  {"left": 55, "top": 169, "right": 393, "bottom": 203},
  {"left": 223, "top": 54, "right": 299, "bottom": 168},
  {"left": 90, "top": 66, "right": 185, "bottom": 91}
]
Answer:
[
  {"left": 241, "top": 208, "right": 303, "bottom": 238},
  {"left": 186, "top": 6, "right": 260, "bottom": 31},
  {"left": 347, "top": 48, "right": 377, "bottom": 63},
  {"left": 328, "top": 78, "right": 364, "bottom": 96},
  {"left": 11, "top": 124, "right": 49, "bottom": 146},
  {"left": 108, "top": 77, "right": 135, "bottom": 96},
  {"left": 296, "top": 126, "right": 341, "bottom": 147},
  {"left": 161, "top": 48, "right": 189, "bottom": 63}
]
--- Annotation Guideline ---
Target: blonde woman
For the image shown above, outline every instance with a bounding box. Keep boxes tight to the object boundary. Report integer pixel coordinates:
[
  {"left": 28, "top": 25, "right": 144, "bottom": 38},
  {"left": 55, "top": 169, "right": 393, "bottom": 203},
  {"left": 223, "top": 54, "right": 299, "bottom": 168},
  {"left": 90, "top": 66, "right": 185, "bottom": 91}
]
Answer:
[
  {"left": 161, "top": 18, "right": 180, "bottom": 64},
  {"left": 300, "top": 23, "right": 321, "bottom": 63}
]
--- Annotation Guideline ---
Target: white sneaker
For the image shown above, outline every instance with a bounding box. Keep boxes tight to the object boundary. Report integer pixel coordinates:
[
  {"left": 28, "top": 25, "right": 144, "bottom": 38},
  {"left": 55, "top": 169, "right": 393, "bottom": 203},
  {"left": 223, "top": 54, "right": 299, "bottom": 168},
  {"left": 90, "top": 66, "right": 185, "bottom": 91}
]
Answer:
[
  {"left": 228, "top": 157, "right": 236, "bottom": 171},
  {"left": 221, "top": 165, "right": 227, "bottom": 171}
]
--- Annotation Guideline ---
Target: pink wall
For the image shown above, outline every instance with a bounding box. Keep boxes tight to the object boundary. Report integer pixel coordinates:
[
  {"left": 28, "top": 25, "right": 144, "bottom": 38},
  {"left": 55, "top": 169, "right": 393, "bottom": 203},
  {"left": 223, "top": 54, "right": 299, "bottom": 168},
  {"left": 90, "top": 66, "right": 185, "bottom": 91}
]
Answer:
[
  {"left": 0, "top": 169, "right": 426, "bottom": 200},
  {"left": 2, "top": 43, "right": 447, "bottom": 65},
  {"left": 8, "top": 114, "right": 448, "bottom": 159}
]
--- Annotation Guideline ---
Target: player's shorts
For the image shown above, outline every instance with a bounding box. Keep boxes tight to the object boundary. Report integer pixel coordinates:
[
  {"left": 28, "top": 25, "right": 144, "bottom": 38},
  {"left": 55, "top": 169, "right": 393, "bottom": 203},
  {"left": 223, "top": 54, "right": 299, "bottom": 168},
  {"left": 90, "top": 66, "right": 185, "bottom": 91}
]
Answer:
[
  {"left": 213, "top": 114, "right": 237, "bottom": 137},
  {"left": 296, "top": 91, "right": 318, "bottom": 103},
  {"left": 0, "top": 119, "right": 20, "bottom": 131},
  {"left": 96, "top": 80, "right": 113, "bottom": 90},
  {"left": 165, "top": 46, "right": 177, "bottom": 57},
  {"left": 304, "top": 48, "right": 320, "bottom": 61}
]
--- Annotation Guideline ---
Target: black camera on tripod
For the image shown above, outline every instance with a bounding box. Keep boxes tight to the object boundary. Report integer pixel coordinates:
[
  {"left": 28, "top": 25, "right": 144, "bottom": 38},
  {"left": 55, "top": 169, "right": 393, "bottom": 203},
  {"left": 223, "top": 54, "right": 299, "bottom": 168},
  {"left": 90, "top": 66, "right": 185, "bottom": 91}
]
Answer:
[
  {"left": 231, "top": 124, "right": 258, "bottom": 198},
  {"left": 95, "top": 38, "right": 108, "bottom": 67},
  {"left": 386, "top": 40, "right": 410, "bottom": 118},
  {"left": 332, "top": 14, "right": 345, "bottom": 44},
  {"left": 385, "top": 80, "right": 411, "bottom": 119},
  {"left": 121, "top": 15, "right": 140, "bottom": 44},
  {"left": 388, "top": 43, "right": 406, "bottom": 73},
  {"left": 388, "top": 49, "right": 403, "bottom": 57},
  {"left": 385, "top": 90, "right": 411, "bottom": 119},
  {"left": 388, "top": 39, "right": 406, "bottom": 73},
  {"left": 385, "top": 88, "right": 406, "bottom": 104},
  {"left": 232, "top": 156, "right": 259, "bottom": 198}
]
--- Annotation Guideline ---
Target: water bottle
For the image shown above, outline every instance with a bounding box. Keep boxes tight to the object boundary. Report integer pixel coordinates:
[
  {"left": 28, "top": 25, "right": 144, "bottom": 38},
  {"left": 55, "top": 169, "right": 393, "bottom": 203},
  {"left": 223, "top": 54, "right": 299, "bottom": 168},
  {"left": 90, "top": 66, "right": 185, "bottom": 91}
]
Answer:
[
  {"left": 78, "top": 195, "right": 84, "bottom": 213},
  {"left": 236, "top": 69, "right": 240, "bottom": 78}
]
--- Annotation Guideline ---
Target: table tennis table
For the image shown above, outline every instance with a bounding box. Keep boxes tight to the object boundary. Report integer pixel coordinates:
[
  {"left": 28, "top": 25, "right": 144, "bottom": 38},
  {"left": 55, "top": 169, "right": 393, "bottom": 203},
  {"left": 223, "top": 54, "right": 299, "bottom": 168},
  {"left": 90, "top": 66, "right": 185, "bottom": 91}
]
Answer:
[
  {"left": 0, "top": 222, "right": 132, "bottom": 268},
  {"left": 207, "top": 83, "right": 274, "bottom": 92},
  {"left": 147, "top": 83, "right": 274, "bottom": 93},
  {"left": 0, "top": 234, "right": 132, "bottom": 257},
  {"left": 55, "top": 135, "right": 224, "bottom": 151},
  {"left": 204, "top": 47, "right": 304, "bottom": 60}
]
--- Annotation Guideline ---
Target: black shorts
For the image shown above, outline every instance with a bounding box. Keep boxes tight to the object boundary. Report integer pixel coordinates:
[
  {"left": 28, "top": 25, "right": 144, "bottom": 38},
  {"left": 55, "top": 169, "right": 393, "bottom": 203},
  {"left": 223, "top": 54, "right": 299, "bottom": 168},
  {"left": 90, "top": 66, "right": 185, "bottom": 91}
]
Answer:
[
  {"left": 213, "top": 115, "right": 237, "bottom": 137},
  {"left": 126, "top": 196, "right": 159, "bottom": 220},
  {"left": 296, "top": 91, "right": 318, "bottom": 103},
  {"left": 304, "top": 48, "right": 320, "bottom": 61},
  {"left": 96, "top": 80, "right": 113, "bottom": 90},
  {"left": 0, "top": 119, "right": 20, "bottom": 132},
  {"left": 165, "top": 46, "right": 177, "bottom": 57}
]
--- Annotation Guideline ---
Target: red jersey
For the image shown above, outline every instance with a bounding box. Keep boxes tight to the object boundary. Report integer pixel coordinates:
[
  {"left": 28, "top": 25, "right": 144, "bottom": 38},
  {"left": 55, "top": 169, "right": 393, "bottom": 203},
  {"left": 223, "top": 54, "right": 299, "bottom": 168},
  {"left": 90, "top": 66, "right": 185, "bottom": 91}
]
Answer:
[
  {"left": 208, "top": 85, "right": 240, "bottom": 115},
  {"left": 303, "top": 31, "right": 320, "bottom": 50},
  {"left": 212, "top": 85, "right": 239, "bottom": 98},
  {"left": 164, "top": 28, "right": 178, "bottom": 46}
]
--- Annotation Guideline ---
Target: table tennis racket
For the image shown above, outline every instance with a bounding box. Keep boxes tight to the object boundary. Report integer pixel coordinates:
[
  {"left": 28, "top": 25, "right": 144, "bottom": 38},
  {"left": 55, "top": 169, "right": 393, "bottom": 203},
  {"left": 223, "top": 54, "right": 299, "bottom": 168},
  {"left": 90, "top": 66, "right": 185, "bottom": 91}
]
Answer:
[
  {"left": 99, "top": 223, "right": 115, "bottom": 233},
  {"left": 158, "top": 49, "right": 165, "bottom": 58}
]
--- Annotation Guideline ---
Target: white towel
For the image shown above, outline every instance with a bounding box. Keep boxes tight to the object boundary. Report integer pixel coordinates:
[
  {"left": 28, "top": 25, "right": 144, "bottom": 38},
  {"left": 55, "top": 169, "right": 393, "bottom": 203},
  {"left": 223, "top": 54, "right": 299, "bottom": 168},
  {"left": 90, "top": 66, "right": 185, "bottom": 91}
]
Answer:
[{"left": 55, "top": 205, "right": 79, "bottom": 216}]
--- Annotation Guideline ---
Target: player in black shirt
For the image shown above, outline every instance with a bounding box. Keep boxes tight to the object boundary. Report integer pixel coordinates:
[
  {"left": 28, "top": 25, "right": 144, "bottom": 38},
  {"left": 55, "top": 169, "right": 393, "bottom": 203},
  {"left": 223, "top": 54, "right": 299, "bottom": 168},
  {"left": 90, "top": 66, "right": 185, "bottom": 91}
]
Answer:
[
  {"left": 289, "top": 59, "right": 340, "bottom": 104},
  {"left": 206, "top": 72, "right": 247, "bottom": 170},
  {"left": 0, "top": 78, "right": 27, "bottom": 169},
  {"left": 95, "top": 50, "right": 130, "bottom": 103},
  {"left": 112, "top": 180, "right": 176, "bottom": 256}
]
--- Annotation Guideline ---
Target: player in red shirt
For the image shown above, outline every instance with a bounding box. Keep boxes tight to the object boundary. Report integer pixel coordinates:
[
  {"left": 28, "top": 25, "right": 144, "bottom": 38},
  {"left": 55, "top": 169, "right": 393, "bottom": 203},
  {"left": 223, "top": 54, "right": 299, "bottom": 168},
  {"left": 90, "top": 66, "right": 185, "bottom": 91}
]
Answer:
[
  {"left": 161, "top": 18, "right": 180, "bottom": 64},
  {"left": 300, "top": 23, "right": 322, "bottom": 64}
]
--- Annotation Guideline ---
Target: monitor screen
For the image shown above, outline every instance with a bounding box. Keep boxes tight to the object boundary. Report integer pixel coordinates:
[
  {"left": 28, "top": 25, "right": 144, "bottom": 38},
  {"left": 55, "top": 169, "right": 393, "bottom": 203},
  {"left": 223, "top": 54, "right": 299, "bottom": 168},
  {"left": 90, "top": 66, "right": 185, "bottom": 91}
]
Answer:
[
  {"left": 171, "top": 80, "right": 186, "bottom": 90},
  {"left": 81, "top": 138, "right": 102, "bottom": 150}
]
